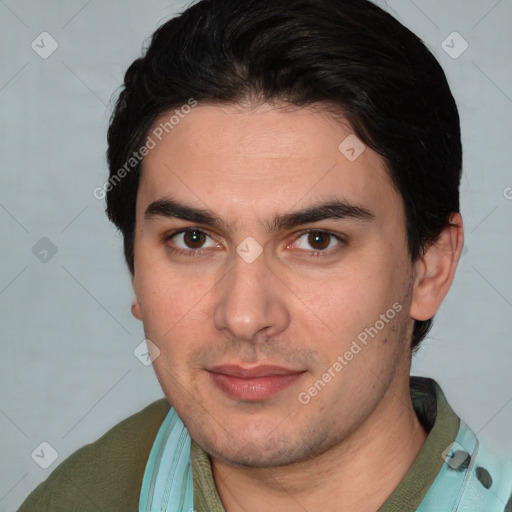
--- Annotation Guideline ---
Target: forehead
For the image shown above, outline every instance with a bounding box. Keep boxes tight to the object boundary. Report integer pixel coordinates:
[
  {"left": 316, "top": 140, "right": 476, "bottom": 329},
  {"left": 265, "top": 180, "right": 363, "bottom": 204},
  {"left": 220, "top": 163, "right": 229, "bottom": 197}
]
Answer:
[{"left": 138, "top": 103, "right": 400, "bottom": 224}]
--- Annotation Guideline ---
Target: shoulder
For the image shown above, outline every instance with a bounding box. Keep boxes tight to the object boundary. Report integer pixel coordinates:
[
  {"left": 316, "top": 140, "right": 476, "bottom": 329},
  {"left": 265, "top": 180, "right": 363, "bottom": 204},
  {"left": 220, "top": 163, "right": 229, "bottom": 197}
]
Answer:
[
  {"left": 424, "top": 418, "right": 512, "bottom": 512},
  {"left": 18, "top": 399, "right": 170, "bottom": 512}
]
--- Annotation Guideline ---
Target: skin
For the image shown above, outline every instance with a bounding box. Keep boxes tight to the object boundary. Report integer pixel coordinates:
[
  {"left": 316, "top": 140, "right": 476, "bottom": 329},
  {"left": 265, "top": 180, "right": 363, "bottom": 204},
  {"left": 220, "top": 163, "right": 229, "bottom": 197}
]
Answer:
[{"left": 131, "top": 103, "right": 464, "bottom": 511}]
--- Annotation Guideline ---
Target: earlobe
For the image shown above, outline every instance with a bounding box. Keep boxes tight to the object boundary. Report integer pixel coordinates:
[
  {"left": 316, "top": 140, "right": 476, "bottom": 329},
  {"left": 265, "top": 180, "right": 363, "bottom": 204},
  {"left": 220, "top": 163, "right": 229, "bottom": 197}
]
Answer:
[
  {"left": 410, "top": 213, "right": 464, "bottom": 321},
  {"left": 131, "top": 272, "right": 142, "bottom": 321},
  {"left": 131, "top": 297, "right": 142, "bottom": 320}
]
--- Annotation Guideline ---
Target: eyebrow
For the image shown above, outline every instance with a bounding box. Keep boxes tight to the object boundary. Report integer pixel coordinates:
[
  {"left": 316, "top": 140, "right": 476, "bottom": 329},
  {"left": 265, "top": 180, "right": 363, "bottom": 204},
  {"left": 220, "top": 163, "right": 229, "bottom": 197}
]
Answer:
[{"left": 144, "top": 197, "right": 375, "bottom": 232}]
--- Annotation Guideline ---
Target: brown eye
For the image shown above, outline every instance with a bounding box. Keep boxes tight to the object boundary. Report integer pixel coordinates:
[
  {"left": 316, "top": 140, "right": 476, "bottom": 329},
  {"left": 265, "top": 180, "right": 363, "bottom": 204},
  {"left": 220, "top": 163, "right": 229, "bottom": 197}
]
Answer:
[
  {"left": 182, "top": 229, "right": 207, "bottom": 249},
  {"left": 168, "top": 228, "right": 218, "bottom": 253},
  {"left": 293, "top": 230, "right": 343, "bottom": 253},
  {"left": 307, "top": 232, "right": 331, "bottom": 250}
]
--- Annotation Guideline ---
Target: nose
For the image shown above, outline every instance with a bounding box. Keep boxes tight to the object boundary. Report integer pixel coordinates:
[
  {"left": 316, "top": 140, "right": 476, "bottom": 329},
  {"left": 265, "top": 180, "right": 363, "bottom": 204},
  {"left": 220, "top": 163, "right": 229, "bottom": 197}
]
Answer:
[{"left": 212, "top": 253, "right": 290, "bottom": 342}]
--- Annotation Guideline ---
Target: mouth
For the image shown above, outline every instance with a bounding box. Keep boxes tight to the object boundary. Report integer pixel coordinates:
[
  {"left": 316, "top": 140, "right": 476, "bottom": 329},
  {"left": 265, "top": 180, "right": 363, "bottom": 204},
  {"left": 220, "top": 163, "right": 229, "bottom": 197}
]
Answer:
[{"left": 207, "top": 364, "right": 307, "bottom": 401}]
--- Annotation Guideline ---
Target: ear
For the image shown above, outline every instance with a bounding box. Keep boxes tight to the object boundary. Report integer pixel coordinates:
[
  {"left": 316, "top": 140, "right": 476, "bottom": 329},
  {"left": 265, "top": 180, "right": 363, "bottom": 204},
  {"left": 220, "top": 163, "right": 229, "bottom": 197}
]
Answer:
[
  {"left": 131, "top": 297, "right": 142, "bottom": 320},
  {"left": 410, "top": 213, "right": 464, "bottom": 321},
  {"left": 131, "top": 274, "right": 142, "bottom": 321}
]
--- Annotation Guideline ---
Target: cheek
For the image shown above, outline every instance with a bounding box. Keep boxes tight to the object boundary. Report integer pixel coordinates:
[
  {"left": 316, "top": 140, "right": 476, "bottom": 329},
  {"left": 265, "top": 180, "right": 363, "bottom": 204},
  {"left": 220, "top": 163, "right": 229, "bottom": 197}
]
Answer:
[
  {"left": 133, "top": 289, "right": 204, "bottom": 385},
  {"left": 134, "top": 250, "right": 210, "bottom": 327},
  {"left": 291, "top": 259, "right": 400, "bottom": 333}
]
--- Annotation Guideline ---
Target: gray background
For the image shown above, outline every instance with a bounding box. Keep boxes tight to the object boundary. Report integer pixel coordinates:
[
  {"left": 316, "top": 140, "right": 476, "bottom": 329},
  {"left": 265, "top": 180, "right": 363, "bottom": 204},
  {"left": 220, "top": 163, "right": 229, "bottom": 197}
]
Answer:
[{"left": 1, "top": 0, "right": 511, "bottom": 510}]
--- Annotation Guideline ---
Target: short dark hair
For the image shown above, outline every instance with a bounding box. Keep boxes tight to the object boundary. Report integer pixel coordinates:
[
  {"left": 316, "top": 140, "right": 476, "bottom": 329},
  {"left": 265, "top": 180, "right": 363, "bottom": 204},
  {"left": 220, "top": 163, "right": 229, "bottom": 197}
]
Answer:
[{"left": 106, "top": 0, "right": 462, "bottom": 352}]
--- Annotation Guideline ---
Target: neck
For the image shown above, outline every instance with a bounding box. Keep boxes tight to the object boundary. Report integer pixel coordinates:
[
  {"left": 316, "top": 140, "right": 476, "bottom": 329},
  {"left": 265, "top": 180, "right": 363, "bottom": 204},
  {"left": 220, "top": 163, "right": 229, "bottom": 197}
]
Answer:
[{"left": 211, "top": 374, "right": 428, "bottom": 512}]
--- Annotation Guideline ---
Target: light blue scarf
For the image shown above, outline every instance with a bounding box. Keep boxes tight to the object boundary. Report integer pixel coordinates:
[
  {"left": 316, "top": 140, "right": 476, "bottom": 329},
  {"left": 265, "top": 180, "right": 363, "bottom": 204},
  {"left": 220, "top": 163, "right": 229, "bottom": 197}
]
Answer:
[{"left": 138, "top": 407, "right": 194, "bottom": 512}]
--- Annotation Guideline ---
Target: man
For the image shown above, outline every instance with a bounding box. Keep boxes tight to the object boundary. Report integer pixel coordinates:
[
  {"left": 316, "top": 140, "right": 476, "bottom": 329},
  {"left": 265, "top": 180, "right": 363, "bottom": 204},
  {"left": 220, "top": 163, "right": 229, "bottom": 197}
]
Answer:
[{"left": 18, "top": 0, "right": 512, "bottom": 510}]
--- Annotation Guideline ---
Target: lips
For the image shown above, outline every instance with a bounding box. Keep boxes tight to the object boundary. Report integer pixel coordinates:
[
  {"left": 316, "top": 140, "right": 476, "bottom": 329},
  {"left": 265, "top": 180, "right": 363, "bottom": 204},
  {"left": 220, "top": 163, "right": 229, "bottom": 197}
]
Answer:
[{"left": 207, "top": 364, "right": 306, "bottom": 401}]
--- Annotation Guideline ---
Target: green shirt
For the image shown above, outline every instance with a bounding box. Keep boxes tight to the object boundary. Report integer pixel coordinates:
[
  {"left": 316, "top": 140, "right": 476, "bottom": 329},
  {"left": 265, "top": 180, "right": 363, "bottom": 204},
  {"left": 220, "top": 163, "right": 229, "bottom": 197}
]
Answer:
[{"left": 17, "top": 377, "right": 466, "bottom": 512}]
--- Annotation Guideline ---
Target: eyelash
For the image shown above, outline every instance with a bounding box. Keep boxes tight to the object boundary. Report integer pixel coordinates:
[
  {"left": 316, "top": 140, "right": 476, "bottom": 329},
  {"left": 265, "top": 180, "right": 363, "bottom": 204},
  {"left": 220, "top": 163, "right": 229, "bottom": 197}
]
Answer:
[{"left": 163, "top": 228, "right": 345, "bottom": 258}]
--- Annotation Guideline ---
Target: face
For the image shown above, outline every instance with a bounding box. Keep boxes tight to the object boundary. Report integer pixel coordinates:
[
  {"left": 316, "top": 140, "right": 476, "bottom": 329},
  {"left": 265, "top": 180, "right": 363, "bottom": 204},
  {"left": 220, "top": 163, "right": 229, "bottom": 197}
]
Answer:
[{"left": 132, "top": 103, "right": 417, "bottom": 467}]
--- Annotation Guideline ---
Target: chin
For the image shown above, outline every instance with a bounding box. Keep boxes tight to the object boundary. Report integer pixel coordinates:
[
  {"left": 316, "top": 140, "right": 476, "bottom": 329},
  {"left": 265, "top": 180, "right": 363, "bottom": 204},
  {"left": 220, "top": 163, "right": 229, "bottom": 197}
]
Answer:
[{"left": 196, "top": 426, "right": 331, "bottom": 469}]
